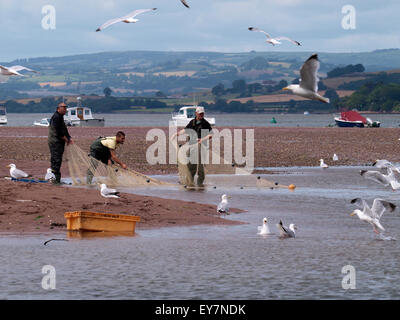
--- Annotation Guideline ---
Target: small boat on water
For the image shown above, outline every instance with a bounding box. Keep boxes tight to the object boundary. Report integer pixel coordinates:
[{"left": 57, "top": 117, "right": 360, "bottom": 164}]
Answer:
[
  {"left": 64, "top": 97, "right": 105, "bottom": 127},
  {"left": 171, "top": 106, "right": 215, "bottom": 127},
  {"left": 33, "top": 118, "right": 50, "bottom": 127},
  {"left": 0, "top": 106, "right": 7, "bottom": 125},
  {"left": 334, "top": 111, "right": 380, "bottom": 128}
]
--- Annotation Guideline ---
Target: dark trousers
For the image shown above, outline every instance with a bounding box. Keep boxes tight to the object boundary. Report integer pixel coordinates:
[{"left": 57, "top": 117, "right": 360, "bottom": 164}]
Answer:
[{"left": 48, "top": 141, "right": 65, "bottom": 183}]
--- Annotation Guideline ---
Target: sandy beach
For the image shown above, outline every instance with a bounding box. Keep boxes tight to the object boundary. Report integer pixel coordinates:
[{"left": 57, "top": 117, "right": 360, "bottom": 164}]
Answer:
[{"left": 1, "top": 126, "right": 400, "bottom": 233}]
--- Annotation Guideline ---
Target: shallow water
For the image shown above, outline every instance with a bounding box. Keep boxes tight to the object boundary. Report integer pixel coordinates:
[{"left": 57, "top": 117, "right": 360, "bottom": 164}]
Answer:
[
  {"left": 4, "top": 112, "right": 400, "bottom": 128},
  {"left": 1, "top": 166, "right": 400, "bottom": 299}
]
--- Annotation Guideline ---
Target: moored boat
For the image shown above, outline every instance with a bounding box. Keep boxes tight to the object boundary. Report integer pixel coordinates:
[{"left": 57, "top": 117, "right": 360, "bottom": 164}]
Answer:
[
  {"left": 64, "top": 97, "right": 105, "bottom": 127},
  {"left": 171, "top": 106, "right": 215, "bottom": 127},
  {"left": 0, "top": 105, "right": 7, "bottom": 125},
  {"left": 334, "top": 110, "right": 380, "bottom": 128}
]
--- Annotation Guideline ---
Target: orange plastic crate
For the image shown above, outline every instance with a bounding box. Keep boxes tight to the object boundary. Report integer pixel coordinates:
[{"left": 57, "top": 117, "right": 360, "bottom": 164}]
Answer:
[{"left": 64, "top": 211, "right": 140, "bottom": 232}]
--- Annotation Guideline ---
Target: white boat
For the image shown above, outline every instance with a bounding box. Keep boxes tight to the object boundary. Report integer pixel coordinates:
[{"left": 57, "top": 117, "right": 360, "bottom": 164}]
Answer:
[
  {"left": 33, "top": 118, "right": 50, "bottom": 127},
  {"left": 64, "top": 97, "right": 105, "bottom": 127},
  {"left": 171, "top": 106, "right": 215, "bottom": 127},
  {"left": 0, "top": 106, "right": 7, "bottom": 125}
]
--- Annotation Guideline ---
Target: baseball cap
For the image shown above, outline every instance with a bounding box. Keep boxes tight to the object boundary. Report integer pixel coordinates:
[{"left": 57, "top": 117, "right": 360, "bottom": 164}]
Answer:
[{"left": 195, "top": 106, "right": 205, "bottom": 113}]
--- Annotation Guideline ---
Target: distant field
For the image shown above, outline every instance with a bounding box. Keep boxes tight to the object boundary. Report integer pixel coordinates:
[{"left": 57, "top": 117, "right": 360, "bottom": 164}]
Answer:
[
  {"left": 228, "top": 90, "right": 354, "bottom": 103},
  {"left": 153, "top": 71, "right": 197, "bottom": 77},
  {"left": 323, "top": 76, "right": 367, "bottom": 89}
]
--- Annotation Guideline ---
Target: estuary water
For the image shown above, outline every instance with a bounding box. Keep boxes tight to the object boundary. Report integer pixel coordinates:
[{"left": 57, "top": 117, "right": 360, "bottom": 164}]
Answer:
[
  {"left": 4, "top": 112, "right": 400, "bottom": 128},
  {"left": 0, "top": 166, "right": 399, "bottom": 299}
]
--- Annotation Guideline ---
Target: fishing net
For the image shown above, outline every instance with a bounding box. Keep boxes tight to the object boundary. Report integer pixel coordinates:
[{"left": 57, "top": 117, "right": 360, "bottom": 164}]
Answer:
[
  {"left": 171, "top": 135, "right": 292, "bottom": 190},
  {"left": 65, "top": 144, "right": 173, "bottom": 188}
]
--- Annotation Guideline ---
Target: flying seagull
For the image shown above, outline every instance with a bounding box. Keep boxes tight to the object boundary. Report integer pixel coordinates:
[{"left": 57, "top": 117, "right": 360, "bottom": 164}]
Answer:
[
  {"left": 45, "top": 168, "right": 56, "bottom": 182},
  {"left": 276, "top": 220, "right": 297, "bottom": 238},
  {"left": 0, "top": 65, "right": 38, "bottom": 76},
  {"left": 217, "top": 194, "right": 230, "bottom": 216},
  {"left": 282, "top": 54, "right": 330, "bottom": 103},
  {"left": 360, "top": 168, "right": 400, "bottom": 191},
  {"left": 350, "top": 198, "right": 396, "bottom": 234},
  {"left": 248, "top": 27, "right": 301, "bottom": 46},
  {"left": 96, "top": 8, "right": 157, "bottom": 32},
  {"left": 180, "top": 0, "right": 190, "bottom": 8},
  {"left": 257, "top": 217, "right": 272, "bottom": 235},
  {"left": 373, "top": 159, "right": 400, "bottom": 173},
  {"left": 7, "top": 164, "right": 30, "bottom": 179}
]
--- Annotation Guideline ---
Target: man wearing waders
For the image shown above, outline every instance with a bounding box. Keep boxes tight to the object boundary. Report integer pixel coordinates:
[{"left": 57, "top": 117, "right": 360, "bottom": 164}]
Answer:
[
  {"left": 86, "top": 131, "right": 127, "bottom": 184},
  {"left": 173, "top": 106, "right": 213, "bottom": 187},
  {"left": 48, "top": 102, "right": 73, "bottom": 184}
]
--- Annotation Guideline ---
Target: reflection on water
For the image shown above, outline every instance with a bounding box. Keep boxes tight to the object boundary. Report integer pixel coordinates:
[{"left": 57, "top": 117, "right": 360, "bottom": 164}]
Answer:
[{"left": 0, "top": 166, "right": 400, "bottom": 299}]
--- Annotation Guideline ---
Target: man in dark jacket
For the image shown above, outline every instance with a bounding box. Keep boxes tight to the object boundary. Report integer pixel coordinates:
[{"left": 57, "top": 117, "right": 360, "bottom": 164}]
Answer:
[
  {"left": 48, "top": 102, "right": 73, "bottom": 184},
  {"left": 173, "top": 106, "right": 213, "bottom": 187}
]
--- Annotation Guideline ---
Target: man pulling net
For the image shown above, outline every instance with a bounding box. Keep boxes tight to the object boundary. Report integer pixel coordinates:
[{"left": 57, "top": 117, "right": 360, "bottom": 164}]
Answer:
[{"left": 87, "top": 131, "right": 128, "bottom": 184}]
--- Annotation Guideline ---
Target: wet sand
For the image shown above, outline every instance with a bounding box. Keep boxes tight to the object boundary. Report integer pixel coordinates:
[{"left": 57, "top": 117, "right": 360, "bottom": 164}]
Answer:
[{"left": 1, "top": 126, "right": 400, "bottom": 233}]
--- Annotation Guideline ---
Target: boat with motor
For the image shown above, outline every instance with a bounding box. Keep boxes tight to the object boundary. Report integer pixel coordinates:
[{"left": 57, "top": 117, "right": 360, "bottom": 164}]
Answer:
[
  {"left": 0, "top": 106, "right": 7, "bottom": 125},
  {"left": 171, "top": 106, "right": 215, "bottom": 127},
  {"left": 334, "top": 110, "right": 380, "bottom": 128},
  {"left": 64, "top": 97, "right": 105, "bottom": 127}
]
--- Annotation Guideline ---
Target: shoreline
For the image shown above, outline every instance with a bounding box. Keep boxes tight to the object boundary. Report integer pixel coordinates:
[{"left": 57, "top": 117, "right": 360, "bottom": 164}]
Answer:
[{"left": 2, "top": 126, "right": 400, "bottom": 234}]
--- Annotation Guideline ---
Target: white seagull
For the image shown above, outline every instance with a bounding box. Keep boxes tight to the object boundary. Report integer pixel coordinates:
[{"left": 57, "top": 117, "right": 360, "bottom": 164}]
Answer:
[
  {"left": 282, "top": 54, "right": 330, "bottom": 103},
  {"left": 0, "top": 65, "right": 38, "bottom": 77},
  {"left": 320, "top": 159, "right": 329, "bottom": 169},
  {"left": 96, "top": 8, "right": 157, "bottom": 32},
  {"left": 45, "top": 168, "right": 56, "bottom": 182},
  {"left": 7, "top": 164, "right": 30, "bottom": 179},
  {"left": 180, "top": 0, "right": 190, "bottom": 8},
  {"left": 248, "top": 27, "right": 301, "bottom": 46},
  {"left": 100, "top": 183, "right": 120, "bottom": 198},
  {"left": 257, "top": 217, "right": 272, "bottom": 235},
  {"left": 217, "top": 194, "right": 230, "bottom": 215},
  {"left": 373, "top": 159, "right": 400, "bottom": 173},
  {"left": 276, "top": 220, "right": 297, "bottom": 238},
  {"left": 333, "top": 154, "right": 339, "bottom": 161},
  {"left": 360, "top": 168, "right": 400, "bottom": 191},
  {"left": 350, "top": 198, "right": 396, "bottom": 234}
]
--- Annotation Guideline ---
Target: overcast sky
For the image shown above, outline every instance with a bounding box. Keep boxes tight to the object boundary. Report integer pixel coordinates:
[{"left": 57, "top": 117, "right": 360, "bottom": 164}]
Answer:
[{"left": 1, "top": 0, "right": 399, "bottom": 62}]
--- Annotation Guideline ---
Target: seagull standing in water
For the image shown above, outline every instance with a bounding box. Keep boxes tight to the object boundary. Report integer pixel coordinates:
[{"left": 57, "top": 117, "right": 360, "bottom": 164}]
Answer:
[
  {"left": 217, "top": 194, "right": 230, "bottom": 216},
  {"left": 0, "top": 65, "right": 38, "bottom": 76},
  {"left": 276, "top": 220, "right": 297, "bottom": 238},
  {"left": 320, "top": 159, "right": 329, "bottom": 169},
  {"left": 45, "top": 168, "right": 56, "bottom": 182},
  {"left": 350, "top": 198, "right": 396, "bottom": 234},
  {"left": 96, "top": 8, "right": 157, "bottom": 32},
  {"left": 248, "top": 27, "right": 301, "bottom": 46},
  {"left": 282, "top": 54, "right": 330, "bottom": 103},
  {"left": 257, "top": 218, "right": 272, "bottom": 235},
  {"left": 7, "top": 164, "right": 30, "bottom": 179}
]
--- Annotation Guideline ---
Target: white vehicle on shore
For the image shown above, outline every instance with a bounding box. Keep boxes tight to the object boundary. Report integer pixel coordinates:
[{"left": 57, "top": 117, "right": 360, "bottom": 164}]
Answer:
[
  {"left": 0, "top": 106, "right": 7, "bottom": 125},
  {"left": 171, "top": 106, "right": 215, "bottom": 127}
]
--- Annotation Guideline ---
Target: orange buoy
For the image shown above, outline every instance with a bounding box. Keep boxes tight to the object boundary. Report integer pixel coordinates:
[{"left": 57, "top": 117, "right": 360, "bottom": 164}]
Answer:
[{"left": 288, "top": 184, "right": 296, "bottom": 191}]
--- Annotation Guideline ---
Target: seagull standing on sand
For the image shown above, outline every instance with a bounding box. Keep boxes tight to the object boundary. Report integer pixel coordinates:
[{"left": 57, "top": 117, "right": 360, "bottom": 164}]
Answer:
[
  {"left": 7, "top": 164, "right": 30, "bottom": 179},
  {"left": 0, "top": 65, "right": 38, "bottom": 76},
  {"left": 217, "top": 194, "right": 230, "bottom": 216},
  {"left": 333, "top": 154, "right": 339, "bottom": 161},
  {"left": 45, "top": 168, "right": 56, "bottom": 182},
  {"left": 282, "top": 54, "right": 330, "bottom": 103},
  {"left": 360, "top": 168, "right": 400, "bottom": 191},
  {"left": 100, "top": 183, "right": 120, "bottom": 199},
  {"left": 180, "top": 0, "right": 190, "bottom": 8},
  {"left": 257, "top": 218, "right": 271, "bottom": 235},
  {"left": 276, "top": 220, "right": 297, "bottom": 238},
  {"left": 96, "top": 8, "right": 157, "bottom": 32},
  {"left": 248, "top": 27, "right": 301, "bottom": 46},
  {"left": 320, "top": 159, "right": 329, "bottom": 169},
  {"left": 350, "top": 198, "right": 396, "bottom": 234}
]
